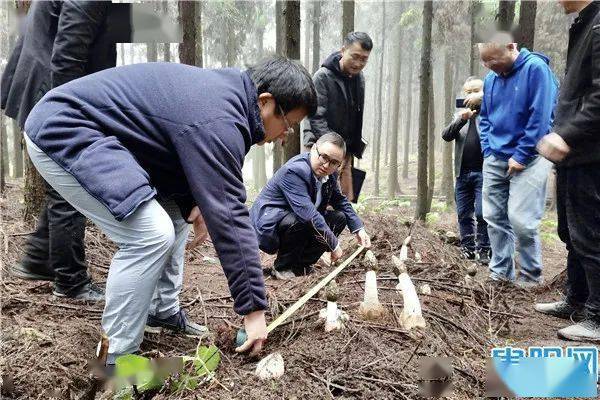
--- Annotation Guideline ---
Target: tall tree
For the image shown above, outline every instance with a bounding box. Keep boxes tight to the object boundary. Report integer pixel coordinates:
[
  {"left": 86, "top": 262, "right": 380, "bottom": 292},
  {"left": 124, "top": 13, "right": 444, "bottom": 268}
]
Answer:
[
  {"left": 497, "top": 0, "right": 516, "bottom": 31},
  {"left": 426, "top": 74, "right": 436, "bottom": 211},
  {"left": 387, "top": 18, "right": 403, "bottom": 199},
  {"left": 415, "top": 0, "right": 433, "bottom": 220},
  {"left": 402, "top": 53, "right": 414, "bottom": 180},
  {"left": 372, "top": 1, "right": 386, "bottom": 196},
  {"left": 178, "top": 1, "right": 202, "bottom": 67},
  {"left": 282, "top": 1, "right": 301, "bottom": 162},
  {"left": 0, "top": 112, "right": 6, "bottom": 194},
  {"left": 469, "top": 0, "right": 481, "bottom": 76},
  {"left": 147, "top": 42, "right": 158, "bottom": 62},
  {"left": 341, "top": 0, "right": 354, "bottom": 40},
  {"left": 163, "top": 1, "right": 171, "bottom": 62},
  {"left": 272, "top": 0, "right": 285, "bottom": 174},
  {"left": 311, "top": 1, "right": 321, "bottom": 73},
  {"left": 303, "top": 0, "right": 311, "bottom": 68},
  {"left": 516, "top": 0, "right": 537, "bottom": 50},
  {"left": 441, "top": 48, "right": 455, "bottom": 205}
]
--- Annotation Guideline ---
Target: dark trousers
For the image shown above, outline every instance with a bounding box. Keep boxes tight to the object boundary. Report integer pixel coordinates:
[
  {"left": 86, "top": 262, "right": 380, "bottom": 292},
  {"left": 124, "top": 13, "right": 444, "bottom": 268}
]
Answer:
[
  {"left": 455, "top": 171, "right": 490, "bottom": 251},
  {"left": 558, "top": 165, "right": 600, "bottom": 320},
  {"left": 274, "top": 210, "right": 347, "bottom": 272},
  {"left": 21, "top": 181, "right": 90, "bottom": 293}
]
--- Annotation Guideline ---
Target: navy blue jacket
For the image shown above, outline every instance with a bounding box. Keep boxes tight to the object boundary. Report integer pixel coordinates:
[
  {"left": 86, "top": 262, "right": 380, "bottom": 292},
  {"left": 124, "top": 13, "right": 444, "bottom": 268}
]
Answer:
[
  {"left": 24, "top": 63, "right": 267, "bottom": 316},
  {"left": 250, "top": 153, "right": 363, "bottom": 254}
]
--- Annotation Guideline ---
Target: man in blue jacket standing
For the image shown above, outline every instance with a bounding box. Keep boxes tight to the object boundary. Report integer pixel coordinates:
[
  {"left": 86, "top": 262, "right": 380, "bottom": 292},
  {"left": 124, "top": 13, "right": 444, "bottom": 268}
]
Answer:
[
  {"left": 251, "top": 133, "right": 371, "bottom": 279},
  {"left": 478, "top": 34, "right": 557, "bottom": 286}
]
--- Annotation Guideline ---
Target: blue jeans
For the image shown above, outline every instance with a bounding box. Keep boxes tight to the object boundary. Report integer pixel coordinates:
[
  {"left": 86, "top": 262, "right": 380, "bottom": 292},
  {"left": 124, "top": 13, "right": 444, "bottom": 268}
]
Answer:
[
  {"left": 482, "top": 155, "right": 552, "bottom": 282},
  {"left": 455, "top": 171, "right": 489, "bottom": 251}
]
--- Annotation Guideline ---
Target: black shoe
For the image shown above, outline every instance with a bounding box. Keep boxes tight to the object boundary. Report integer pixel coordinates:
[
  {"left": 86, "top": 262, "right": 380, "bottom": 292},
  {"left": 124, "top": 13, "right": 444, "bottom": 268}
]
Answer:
[
  {"left": 534, "top": 300, "right": 584, "bottom": 320},
  {"left": 11, "top": 262, "right": 55, "bottom": 281},
  {"left": 53, "top": 282, "right": 105, "bottom": 301},
  {"left": 460, "top": 247, "right": 477, "bottom": 260},
  {"left": 477, "top": 249, "right": 491, "bottom": 265},
  {"left": 146, "top": 309, "right": 209, "bottom": 337}
]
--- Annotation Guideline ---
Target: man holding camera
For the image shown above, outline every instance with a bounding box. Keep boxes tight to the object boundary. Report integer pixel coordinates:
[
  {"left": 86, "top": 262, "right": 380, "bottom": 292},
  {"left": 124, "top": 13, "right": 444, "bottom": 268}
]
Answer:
[
  {"left": 303, "top": 32, "right": 372, "bottom": 202},
  {"left": 478, "top": 34, "right": 557, "bottom": 286},
  {"left": 442, "top": 77, "right": 490, "bottom": 264}
]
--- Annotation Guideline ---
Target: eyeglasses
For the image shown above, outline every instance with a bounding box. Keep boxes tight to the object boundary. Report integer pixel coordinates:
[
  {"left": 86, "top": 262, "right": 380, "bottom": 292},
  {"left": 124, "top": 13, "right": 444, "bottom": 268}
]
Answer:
[
  {"left": 278, "top": 104, "right": 294, "bottom": 136},
  {"left": 315, "top": 146, "right": 342, "bottom": 168}
]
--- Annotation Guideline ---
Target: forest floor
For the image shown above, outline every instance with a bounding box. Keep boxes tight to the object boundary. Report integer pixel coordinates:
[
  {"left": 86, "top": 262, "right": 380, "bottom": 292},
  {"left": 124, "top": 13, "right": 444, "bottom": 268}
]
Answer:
[{"left": 0, "top": 176, "right": 589, "bottom": 400}]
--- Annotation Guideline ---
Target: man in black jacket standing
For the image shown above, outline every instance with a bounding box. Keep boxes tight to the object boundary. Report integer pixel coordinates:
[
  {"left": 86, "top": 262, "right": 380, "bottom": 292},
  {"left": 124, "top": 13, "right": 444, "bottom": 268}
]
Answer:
[
  {"left": 303, "top": 32, "right": 372, "bottom": 202},
  {"left": 442, "top": 77, "right": 490, "bottom": 264},
  {"left": 1, "top": 1, "right": 130, "bottom": 300},
  {"left": 535, "top": 0, "right": 600, "bottom": 341}
]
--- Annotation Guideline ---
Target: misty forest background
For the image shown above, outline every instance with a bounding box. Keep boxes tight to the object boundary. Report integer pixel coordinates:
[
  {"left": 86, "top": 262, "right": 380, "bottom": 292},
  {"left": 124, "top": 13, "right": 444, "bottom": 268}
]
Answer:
[{"left": 0, "top": 0, "right": 572, "bottom": 222}]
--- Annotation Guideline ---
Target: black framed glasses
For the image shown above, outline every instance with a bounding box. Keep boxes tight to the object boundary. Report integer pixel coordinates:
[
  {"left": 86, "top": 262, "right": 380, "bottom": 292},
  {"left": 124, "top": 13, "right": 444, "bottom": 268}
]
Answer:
[
  {"left": 315, "top": 146, "right": 342, "bottom": 168},
  {"left": 277, "top": 104, "right": 294, "bottom": 136}
]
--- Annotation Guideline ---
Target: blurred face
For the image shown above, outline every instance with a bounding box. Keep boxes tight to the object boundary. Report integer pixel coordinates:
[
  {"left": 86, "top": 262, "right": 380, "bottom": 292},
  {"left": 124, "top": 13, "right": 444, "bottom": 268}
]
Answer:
[
  {"left": 257, "top": 93, "right": 306, "bottom": 144},
  {"left": 463, "top": 80, "right": 483, "bottom": 96},
  {"left": 340, "top": 42, "right": 371, "bottom": 76},
  {"left": 558, "top": 0, "right": 592, "bottom": 14},
  {"left": 310, "top": 141, "right": 345, "bottom": 178},
  {"left": 479, "top": 44, "right": 518, "bottom": 75}
]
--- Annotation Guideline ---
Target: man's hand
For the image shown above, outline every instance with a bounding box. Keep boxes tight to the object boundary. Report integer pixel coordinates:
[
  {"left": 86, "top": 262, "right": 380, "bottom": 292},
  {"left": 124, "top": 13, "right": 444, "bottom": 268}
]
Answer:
[
  {"left": 355, "top": 228, "right": 371, "bottom": 248},
  {"left": 235, "top": 310, "right": 267, "bottom": 357},
  {"left": 459, "top": 108, "right": 477, "bottom": 120},
  {"left": 186, "top": 206, "right": 209, "bottom": 250},
  {"left": 331, "top": 245, "right": 344, "bottom": 263},
  {"left": 464, "top": 92, "right": 483, "bottom": 109},
  {"left": 507, "top": 158, "right": 526, "bottom": 176},
  {"left": 537, "top": 132, "right": 571, "bottom": 163}
]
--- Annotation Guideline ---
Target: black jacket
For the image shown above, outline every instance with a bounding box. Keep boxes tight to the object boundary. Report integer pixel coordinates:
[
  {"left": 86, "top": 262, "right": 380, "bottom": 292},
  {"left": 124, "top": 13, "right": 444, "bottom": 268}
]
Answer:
[
  {"left": 554, "top": 1, "right": 600, "bottom": 166},
  {"left": 1, "top": 1, "right": 131, "bottom": 128},
  {"left": 303, "top": 52, "right": 365, "bottom": 156},
  {"left": 441, "top": 116, "right": 481, "bottom": 178}
]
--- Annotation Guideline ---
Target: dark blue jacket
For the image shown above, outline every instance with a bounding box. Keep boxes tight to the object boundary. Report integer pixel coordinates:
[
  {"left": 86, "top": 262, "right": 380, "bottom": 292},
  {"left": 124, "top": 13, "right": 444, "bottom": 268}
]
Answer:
[
  {"left": 250, "top": 153, "right": 363, "bottom": 254},
  {"left": 24, "top": 63, "right": 267, "bottom": 316},
  {"left": 479, "top": 49, "right": 558, "bottom": 166}
]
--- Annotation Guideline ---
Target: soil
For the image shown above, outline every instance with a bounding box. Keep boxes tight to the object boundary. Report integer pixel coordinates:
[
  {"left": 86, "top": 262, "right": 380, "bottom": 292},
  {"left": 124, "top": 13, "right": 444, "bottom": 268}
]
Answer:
[{"left": 1, "top": 178, "right": 587, "bottom": 400}]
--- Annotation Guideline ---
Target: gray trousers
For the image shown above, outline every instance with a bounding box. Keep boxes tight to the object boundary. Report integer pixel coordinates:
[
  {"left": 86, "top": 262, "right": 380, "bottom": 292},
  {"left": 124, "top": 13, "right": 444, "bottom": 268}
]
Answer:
[{"left": 25, "top": 135, "right": 190, "bottom": 361}]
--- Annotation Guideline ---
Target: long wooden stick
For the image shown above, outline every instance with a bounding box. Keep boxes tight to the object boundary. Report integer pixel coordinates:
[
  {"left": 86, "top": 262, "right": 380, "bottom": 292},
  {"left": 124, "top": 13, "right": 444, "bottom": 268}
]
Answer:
[{"left": 266, "top": 246, "right": 365, "bottom": 333}]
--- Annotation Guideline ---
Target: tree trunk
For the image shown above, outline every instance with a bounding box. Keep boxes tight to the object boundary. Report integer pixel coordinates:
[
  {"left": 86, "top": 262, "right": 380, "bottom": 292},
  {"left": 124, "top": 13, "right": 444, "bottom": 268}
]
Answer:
[
  {"left": 373, "top": 1, "right": 386, "bottom": 196},
  {"left": 178, "top": 1, "right": 201, "bottom": 67},
  {"left": 303, "top": 0, "right": 311, "bottom": 68},
  {"left": 196, "top": 1, "right": 203, "bottom": 67},
  {"left": 426, "top": 74, "right": 435, "bottom": 212},
  {"left": 402, "top": 50, "right": 414, "bottom": 180},
  {"left": 0, "top": 111, "right": 6, "bottom": 194},
  {"left": 442, "top": 47, "right": 454, "bottom": 206},
  {"left": 387, "top": 22, "right": 403, "bottom": 199},
  {"left": 11, "top": 119, "right": 23, "bottom": 178},
  {"left": 311, "top": 1, "right": 321, "bottom": 74},
  {"left": 147, "top": 42, "right": 158, "bottom": 62},
  {"left": 516, "top": 0, "right": 537, "bottom": 50},
  {"left": 163, "top": 1, "right": 171, "bottom": 62},
  {"left": 282, "top": 1, "right": 301, "bottom": 162},
  {"left": 273, "top": 0, "right": 285, "bottom": 173},
  {"left": 23, "top": 153, "right": 46, "bottom": 221},
  {"left": 120, "top": 43, "right": 125, "bottom": 65},
  {"left": 415, "top": 0, "right": 433, "bottom": 221},
  {"left": 253, "top": 25, "right": 268, "bottom": 190},
  {"left": 497, "top": 0, "right": 516, "bottom": 31},
  {"left": 341, "top": 0, "right": 354, "bottom": 41},
  {"left": 469, "top": 0, "right": 480, "bottom": 76}
]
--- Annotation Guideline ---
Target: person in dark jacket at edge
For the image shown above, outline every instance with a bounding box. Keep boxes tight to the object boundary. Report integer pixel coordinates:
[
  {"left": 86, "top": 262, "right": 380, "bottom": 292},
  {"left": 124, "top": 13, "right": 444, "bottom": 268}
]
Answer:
[
  {"left": 442, "top": 77, "right": 491, "bottom": 264},
  {"left": 250, "top": 133, "right": 371, "bottom": 280},
  {"left": 303, "top": 32, "right": 372, "bottom": 203},
  {"left": 1, "top": 1, "right": 131, "bottom": 301},
  {"left": 22, "top": 56, "right": 317, "bottom": 363},
  {"left": 535, "top": 0, "right": 600, "bottom": 341}
]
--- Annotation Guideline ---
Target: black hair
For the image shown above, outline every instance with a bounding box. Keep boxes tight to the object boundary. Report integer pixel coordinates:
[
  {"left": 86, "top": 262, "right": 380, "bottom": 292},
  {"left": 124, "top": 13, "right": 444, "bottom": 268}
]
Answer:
[
  {"left": 316, "top": 132, "right": 346, "bottom": 155},
  {"left": 246, "top": 55, "right": 317, "bottom": 117},
  {"left": 343, "top": 32, "right": 373, "bottom": 51}
]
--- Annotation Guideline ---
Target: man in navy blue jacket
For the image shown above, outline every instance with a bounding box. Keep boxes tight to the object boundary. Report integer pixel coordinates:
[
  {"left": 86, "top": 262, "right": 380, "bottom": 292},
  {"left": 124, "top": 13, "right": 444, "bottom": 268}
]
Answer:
[
  {"left": 478, "top": 33, "right": 557, "bottom": 286},
  {"left": 251, "top": 133, "right": 371, "bottom": 279},
  {"left": 23, "top": 56, "right": 316, "bottom": 362}
]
